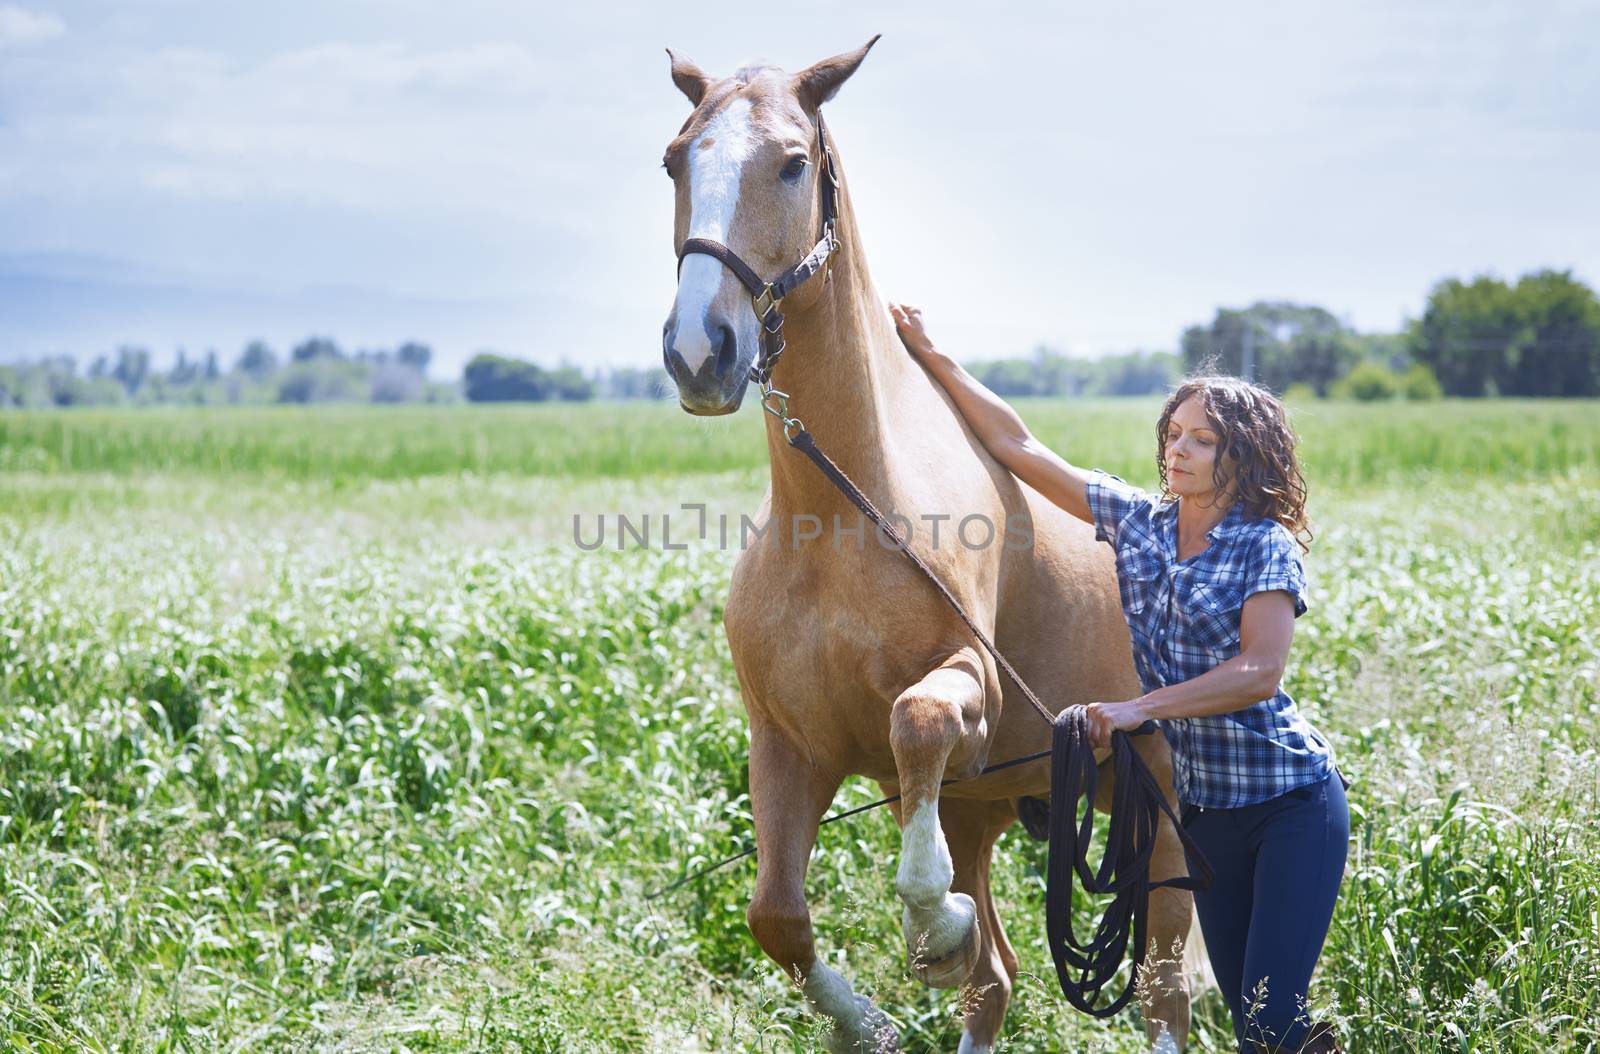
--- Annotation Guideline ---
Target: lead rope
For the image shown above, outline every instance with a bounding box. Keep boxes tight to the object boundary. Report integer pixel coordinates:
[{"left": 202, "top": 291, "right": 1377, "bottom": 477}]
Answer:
[{"left": 1048, "top": 704, "right": 1214, "bottom": 1017}]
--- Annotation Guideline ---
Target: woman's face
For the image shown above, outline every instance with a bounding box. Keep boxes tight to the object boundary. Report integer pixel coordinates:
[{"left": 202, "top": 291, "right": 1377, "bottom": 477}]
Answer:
[{"left": 1163, "top": 395, "right": 1232, "bottom": 504}]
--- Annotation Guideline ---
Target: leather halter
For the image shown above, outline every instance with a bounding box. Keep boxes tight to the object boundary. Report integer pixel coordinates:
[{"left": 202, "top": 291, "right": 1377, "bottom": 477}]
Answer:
[{"left": 674, "top": 108, "right": 842, "bottom": 410}]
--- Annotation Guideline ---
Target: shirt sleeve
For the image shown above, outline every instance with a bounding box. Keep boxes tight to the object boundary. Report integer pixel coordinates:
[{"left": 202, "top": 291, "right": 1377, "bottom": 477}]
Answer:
[
  {"left": 1244, "top": 522, "right": 1308, "bottom": 618},
  {"left": 1085, "top": 469, "right": 1153, "bottom": 549}
]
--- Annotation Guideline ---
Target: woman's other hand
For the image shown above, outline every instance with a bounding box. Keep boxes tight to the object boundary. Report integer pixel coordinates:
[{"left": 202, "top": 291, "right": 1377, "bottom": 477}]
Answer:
[
  {"left": 1080, "top": 700, "right": 1149, "bottom": 750},
  {"left": 889, "top": 301, "right": 938, "bottom": 361}
]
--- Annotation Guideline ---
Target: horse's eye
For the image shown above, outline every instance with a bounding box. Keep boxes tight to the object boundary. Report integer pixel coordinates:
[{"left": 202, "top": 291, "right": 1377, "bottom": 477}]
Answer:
[{"left": 781, "top": 155, "right": 808, "bottom": 181}]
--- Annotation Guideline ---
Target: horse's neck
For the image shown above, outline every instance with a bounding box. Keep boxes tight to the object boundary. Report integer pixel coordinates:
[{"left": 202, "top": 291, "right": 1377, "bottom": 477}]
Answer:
[{"left": 760, "top": 210, "right": 923, "bottom": 517}]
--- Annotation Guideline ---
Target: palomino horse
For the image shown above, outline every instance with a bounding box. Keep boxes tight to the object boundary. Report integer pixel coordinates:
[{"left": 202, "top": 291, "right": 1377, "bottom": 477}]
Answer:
[{"left": 660, "top": 38, "right": 1200, "bottom": 1053}]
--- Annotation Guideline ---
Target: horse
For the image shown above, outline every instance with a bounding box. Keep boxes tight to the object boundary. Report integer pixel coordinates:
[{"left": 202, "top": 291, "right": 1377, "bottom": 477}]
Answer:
[{"left": 659, "top": 37, "right": 1201, "bottom": 1053}]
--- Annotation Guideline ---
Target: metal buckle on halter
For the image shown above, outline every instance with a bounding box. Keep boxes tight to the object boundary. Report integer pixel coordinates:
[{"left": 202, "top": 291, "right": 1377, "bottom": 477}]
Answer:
[
  {"left": 758, "top": 382, "right": 804, "bottom": 440},
  {"left": 760, "top": 385, "right": 790, "bottom": 420},
  {"left": 752, "top": 284, "right": 780, "bottom": 321}
]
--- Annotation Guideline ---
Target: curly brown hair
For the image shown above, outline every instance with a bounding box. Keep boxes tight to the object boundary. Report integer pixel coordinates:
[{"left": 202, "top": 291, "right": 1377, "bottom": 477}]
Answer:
[{"left": 1155, "top": 373, "right": 1313, "bottom": 554}]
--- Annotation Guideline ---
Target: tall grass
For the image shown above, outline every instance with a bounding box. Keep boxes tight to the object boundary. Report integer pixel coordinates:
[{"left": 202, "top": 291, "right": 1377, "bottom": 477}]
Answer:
[
  {"left": 2, "top": 399, "right": 1597, "bottom": 485},
  {"left": 0, "top": 403, "right": 1596, "bottom": 1050}
]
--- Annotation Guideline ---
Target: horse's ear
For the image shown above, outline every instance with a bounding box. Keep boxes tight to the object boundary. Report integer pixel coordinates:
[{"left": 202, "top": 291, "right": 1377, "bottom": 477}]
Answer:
[
  {"left": 666, "top": 48, "right": 712, "bottom": 106},
  {"left": 792, "top": 34, "right": 880, "bottom": 112}
]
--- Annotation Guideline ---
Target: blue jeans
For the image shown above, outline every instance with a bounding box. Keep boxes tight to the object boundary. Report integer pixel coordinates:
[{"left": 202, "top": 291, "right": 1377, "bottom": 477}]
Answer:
[{"left": 1178, "top": 766, "right": 1350, "bottom": 1052}]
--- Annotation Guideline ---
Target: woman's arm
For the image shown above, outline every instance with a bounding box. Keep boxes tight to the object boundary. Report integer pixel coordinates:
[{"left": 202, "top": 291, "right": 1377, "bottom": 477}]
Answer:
[
  {"left": 1082, "top": 590, "right": 1297, "bottom": 746},
  {"left": 890, "top": 302, "right": 1095, "bottom": 527}
]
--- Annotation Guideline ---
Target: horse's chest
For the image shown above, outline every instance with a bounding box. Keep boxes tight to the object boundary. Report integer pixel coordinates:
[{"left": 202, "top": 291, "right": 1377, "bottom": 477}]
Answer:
[{"left": 724, "top": 552, "right": 930, "bottom": 714}]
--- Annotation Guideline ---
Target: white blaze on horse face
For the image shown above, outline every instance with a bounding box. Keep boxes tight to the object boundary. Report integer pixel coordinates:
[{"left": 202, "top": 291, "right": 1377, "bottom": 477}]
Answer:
[{"left": 672, "top": 95, "right": 757, "bottom": 374}]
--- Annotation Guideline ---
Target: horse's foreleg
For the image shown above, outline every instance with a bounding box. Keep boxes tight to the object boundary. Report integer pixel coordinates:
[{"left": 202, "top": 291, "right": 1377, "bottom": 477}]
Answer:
[
  {"left": 940, "top": 797, "right": 1020, "bottom": 1054},
  {"left": 890, "top": 648, "right": 987, "bottom": 989},
  {"left": 746, "top": 718, "right": 897, "bottom": 1053}
]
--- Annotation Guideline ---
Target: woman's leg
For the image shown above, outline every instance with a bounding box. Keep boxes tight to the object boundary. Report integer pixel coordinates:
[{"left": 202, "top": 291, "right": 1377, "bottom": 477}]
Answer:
[
  {"left": 1179, "top": 803, "right": 1256, "bottom": 1051},
  {"left": 1236, "top": 769, "right": 1350, "bottom": 1051}
]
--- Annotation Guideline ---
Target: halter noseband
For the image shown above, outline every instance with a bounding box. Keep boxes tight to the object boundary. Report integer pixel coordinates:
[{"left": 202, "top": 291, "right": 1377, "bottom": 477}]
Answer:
[{"left": 674, "top": 108, "right": 842, "bottom": 439}]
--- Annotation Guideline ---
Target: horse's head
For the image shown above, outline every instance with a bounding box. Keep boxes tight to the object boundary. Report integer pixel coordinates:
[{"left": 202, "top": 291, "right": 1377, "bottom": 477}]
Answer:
[{"left": 660, "top": 37, "right": 878, "bottom": 415}]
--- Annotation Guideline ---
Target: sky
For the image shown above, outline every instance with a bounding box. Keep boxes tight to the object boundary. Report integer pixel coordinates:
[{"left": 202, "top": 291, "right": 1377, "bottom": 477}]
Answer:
[{"left": 1, "top": 0, "right": 1596, "bottom": 377}]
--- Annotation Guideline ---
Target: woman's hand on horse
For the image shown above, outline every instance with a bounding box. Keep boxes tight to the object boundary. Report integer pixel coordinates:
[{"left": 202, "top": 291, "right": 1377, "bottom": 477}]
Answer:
[
  {"left": 1082, "top": 700, "right": 1147, "bottom": 750},
  {"left": 889, "top": 301, "right": 937, "bottom": 360}
]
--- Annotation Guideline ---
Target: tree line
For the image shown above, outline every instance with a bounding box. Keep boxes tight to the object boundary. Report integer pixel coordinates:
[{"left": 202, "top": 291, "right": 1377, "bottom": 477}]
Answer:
[
  {"left": 0, "top": 337, "right": 458, "bottom": 408},
  {"left": 0, "top": 337, "right": 662, "bottom": 408},
  {"left": 2, "top": 268, "right": 1596, "bottom": 408},
  {"left": 1176, "top": 269, "right": 1599, "bottom": 399},
  {"left": 966, "top": 268, "right": 1598, "bottom": 401}
]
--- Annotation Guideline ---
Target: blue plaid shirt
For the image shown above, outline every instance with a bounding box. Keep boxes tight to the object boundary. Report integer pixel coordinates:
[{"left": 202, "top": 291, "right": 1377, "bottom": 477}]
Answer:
[{"left": 1086, "top": 469, "right": 1335, "bottom": 808}]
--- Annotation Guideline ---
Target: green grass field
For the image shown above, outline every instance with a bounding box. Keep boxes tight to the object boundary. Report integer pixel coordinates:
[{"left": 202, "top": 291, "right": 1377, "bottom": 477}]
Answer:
[
  {"left": 1, "top": 399, "right": 1597, "bottom": 1052},
  {"left": 2, "top": 398, "right": 1597, "bottom": 483}
]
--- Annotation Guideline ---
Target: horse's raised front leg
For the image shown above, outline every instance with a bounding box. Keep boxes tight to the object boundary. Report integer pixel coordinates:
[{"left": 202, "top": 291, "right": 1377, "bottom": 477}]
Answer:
[
  {"left": 939, "top": 797, "right": 1020, "bottom": 1054},
  {"left": 890, "top": 647, "right": 988, "bottom": 989},
  {"left": 746, "top": 717, "right": 898, "bottom": 1054}
]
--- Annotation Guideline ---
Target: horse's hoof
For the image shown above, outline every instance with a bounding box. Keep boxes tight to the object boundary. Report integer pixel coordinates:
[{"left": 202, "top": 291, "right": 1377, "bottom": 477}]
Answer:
[
  {"left": 910, "top": 913, "right": 981, "bottom": 987},
  {"left": 822, "top": 995, "right": 900, "bottom": 1053},
  {"left": 905, "top": 893, "right": 981, "bottom": 988}
]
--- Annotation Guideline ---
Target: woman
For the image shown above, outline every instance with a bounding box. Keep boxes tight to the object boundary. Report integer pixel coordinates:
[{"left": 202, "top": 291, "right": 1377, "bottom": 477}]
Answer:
[{"left": 889, "top": 302, "right": 1349, "bottom": 1054}]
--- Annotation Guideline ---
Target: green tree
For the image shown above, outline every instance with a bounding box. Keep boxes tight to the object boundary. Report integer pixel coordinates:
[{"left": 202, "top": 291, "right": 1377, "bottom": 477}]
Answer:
[
  {"left": 966, "top": 358, "right": 1040, "bottom": 396},
  {"left": 237, "top": 341, "right": 279, "bottom": 379},
  {"left": 1282, "top": 330, "right": 1359, "bottom": 396},
  {"left": 396, "top": 342, "right": 433, "bottom": 374},
  {"left": 1410, "top": 276, "right": 1526, "bottom": 396},
  {"left": 369, "top": 362, "right": 424, "bottom": 403},
  {"left": 598, "top": 366, "right": 671, "bottom": 400},
  {"left": 1330, "top": 361, "right": 1400, "bottom": 401},
  {"left": 111, "top": 345, "right": 151, "bottom": 395},
  {"left": 1181, "top": 302, "right": 1348, "bottom": 393},
  {"left": 277, "top": 359, "right": 365, "bottom": 403},
  {"left": 168, "top": 349, "right": 200, "bottom": 386},
  {"left": 1352, "top": 332, "right": 1409, "bottom": 371},
  {"left": 1399, "top": 363, "right": 1442, "bottom": 400},
  {"left": 1504, "top": 270, "right": 1600, "bottom": 396},
  {"left": 1095, "top": 350, "right": 1180, "bottom": 396},
  {"left": 463, "top": 353, "right": 551, "bottom": 402},
  {"left": 547, "top": 364, "right": 595, "bottom": 401},
  {"left": 291, "top": 337, "right": 343, "bottom": 363},
  {"left": 1410, "top": 270, "right": 1600, "bottom": 397},
  {"left": 1029, "top": 345, "right": 1089, "bottom": 397}
]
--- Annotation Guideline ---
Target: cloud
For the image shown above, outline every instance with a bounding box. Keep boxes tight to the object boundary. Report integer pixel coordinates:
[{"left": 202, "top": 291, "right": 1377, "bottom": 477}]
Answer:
[
  {"left": 7, "top": 40, "right": 566, "bottom": 217},
  {"left": 0, "top": 4, "right": 63, "bottom": 49}
]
